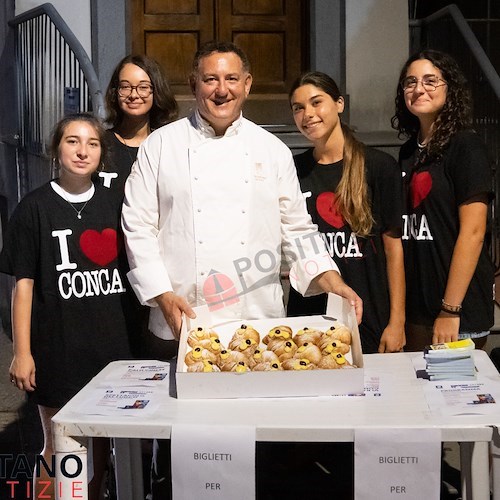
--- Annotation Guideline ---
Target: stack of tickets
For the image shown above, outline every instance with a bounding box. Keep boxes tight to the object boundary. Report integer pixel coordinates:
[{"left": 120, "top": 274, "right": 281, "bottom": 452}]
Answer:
[{"left": 424, "top": 338, "right": 476, "bottom": 381}]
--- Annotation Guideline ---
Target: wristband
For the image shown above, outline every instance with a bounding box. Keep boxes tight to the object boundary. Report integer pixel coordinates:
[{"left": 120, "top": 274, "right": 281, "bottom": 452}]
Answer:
[{"left": 440, "top": 299, "right": 462, "bottom": 316}]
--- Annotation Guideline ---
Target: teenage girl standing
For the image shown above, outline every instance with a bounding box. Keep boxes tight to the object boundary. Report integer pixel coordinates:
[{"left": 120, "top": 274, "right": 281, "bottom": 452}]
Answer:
[
  {"left": 0, "top": 113, "right": 134, "bottom": 499},
  {"left": 102, "top": 55, "right": 179, "bottom": 364},
  {"left": 392, "top": 50, "right": 494, "bottom": 351},
  {"left": 287, "top": 71, "right": 405, "bottom": 354}
]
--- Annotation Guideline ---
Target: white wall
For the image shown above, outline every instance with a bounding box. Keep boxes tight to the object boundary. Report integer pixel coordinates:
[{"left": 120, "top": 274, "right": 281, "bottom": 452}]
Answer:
[
  {"left": 16, "top": 0, "right": 91, "bottom": 58},
  {"left": 346, "top": 0, "right": 409, "bottom": 132}
]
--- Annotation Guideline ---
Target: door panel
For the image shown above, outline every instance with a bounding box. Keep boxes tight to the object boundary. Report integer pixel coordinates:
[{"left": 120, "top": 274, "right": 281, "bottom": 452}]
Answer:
[
  {"left": 232, "top": 0, "right": 284, "bottom": 16},
  {"left": 131, "top": 0, "right": 306, "bottom": 122},
  {"left": 145, "top": 0, "right": 198, "bottom": 15},
  {"left": 145, "top": 33, "right": 198, "bottom": 88},
  {"left": 217, "top": 0, "right": 303, "bottom": 93}
]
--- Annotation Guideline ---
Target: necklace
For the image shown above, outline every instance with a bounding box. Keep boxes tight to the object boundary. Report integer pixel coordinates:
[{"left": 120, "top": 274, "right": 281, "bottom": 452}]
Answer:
[
  {"left": 417, "top": 139, "right": 427, "bottom": 149},
  {"left": 68, "top": 198, "right": 90, "bottom": 219},
  {"left": 60, "top": 185, "right": 94, "bottom": 219}
]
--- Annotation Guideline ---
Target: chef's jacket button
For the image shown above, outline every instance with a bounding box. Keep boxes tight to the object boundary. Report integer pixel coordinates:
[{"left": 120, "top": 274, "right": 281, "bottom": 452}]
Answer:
[
  {"left": 241, "top": 241, "right": 245, "bottom": 245},
  {"left": 194, "top": 176, "right": 198, "bottom": 181},
  {"left": 201, "top": 271, "right": 205, "bottom": 276},
  {"left": 241, "top": 209, "right": 246, "bottom": 214},
  {"left": 198, "top": 240, "right": 203, "bottom": 244},
  {"left": 244, "top": 179, "right": 249, "bottom": 183},
  {"left": 197, "top": 208, "right": 201, "bottom": 212}
]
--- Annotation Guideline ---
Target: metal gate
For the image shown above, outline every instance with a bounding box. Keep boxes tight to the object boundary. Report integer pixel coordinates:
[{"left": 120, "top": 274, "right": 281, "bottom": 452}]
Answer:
[{"left": 9, "top": 2, "right": 104, "bottom": 197}]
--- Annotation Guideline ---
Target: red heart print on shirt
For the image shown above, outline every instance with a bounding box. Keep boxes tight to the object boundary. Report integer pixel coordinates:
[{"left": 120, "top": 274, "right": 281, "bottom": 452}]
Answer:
[
  {"left": 80, "top": 229, "right": 119, "bottom": 266},
  {"left": 316, "top": 192, "right": 344, "bottom": 229},
  {"left": 410, "top": 171, "right": 432, "bottom": 208}
]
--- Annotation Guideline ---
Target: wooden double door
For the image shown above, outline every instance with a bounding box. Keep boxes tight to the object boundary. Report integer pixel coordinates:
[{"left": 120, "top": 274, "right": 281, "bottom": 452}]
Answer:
[{"left": 131, "top": 0, "right": 308, "bottom": 123}]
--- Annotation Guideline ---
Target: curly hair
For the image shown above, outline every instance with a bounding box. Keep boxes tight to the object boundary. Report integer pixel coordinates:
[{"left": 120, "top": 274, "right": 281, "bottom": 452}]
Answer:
[
  {"left": 105, "top": 54, "right": 178, "bottom": 130},
  {"left": 391, "top": 49, "right": 472, "bottom": 163},
  {"left": 289, "top": 71, "right": 374, "bottom": 237}
]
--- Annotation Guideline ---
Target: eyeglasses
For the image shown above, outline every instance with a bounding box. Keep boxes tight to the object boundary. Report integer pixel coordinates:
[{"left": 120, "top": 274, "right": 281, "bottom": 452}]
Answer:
[
  {"left": 117, "top": 83, "right": 153, "bottom": 98},
  {"left": 401, "top": 76, "right": 447, "bottom": 92}
]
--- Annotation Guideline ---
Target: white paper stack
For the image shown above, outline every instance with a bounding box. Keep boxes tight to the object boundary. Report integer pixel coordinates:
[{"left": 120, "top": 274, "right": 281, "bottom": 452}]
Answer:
[{"left": 424, "top": 339, "right": 476, "bottom": 381}]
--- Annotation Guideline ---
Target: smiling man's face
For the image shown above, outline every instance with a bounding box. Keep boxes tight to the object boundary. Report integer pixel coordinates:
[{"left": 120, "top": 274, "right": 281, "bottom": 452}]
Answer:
[{"left": 191, "top": 51, "right": 252, "bottom": 136}]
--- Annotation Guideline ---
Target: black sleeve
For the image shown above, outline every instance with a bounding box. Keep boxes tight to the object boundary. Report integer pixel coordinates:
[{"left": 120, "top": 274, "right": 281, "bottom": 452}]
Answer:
[
  {"left": 447, "top": 131, "right": 493, "bottom": 206},
  {"left": 0, "top": 198, "right": 39, "bottom": 279}
]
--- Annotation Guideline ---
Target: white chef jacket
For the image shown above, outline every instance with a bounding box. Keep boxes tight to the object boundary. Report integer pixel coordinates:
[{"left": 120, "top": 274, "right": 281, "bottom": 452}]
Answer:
[{"left": 122, "top": 111, "right": 339, "bottom": 339}]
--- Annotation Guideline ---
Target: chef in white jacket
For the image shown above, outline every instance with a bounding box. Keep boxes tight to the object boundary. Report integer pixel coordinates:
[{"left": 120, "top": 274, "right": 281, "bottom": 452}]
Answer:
[{"left": 122, "top": 40, "right": 362, "bottom": 344}]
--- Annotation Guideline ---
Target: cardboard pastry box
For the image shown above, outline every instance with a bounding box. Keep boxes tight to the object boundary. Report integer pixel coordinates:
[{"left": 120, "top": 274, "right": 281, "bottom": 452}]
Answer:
[{"left": 176, "top": 294, "right": 364, "bottom": 399}]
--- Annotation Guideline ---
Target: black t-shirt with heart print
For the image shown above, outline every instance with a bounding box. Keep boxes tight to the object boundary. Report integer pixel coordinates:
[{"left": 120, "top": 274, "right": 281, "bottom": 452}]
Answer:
[
  {"left": 287, "top": 146, "right": 403, "bottom": 354},
  {"left": 0, "top": 181, "right": 134, "bottom": 407},
  {"left": 399, "top": 130, "right": 494, "bottom": 332}
]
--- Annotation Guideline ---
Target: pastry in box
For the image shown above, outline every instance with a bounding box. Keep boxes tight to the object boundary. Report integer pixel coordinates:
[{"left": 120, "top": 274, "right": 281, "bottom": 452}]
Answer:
[{"left": 175, "top": 294, "right": 364, "bottom": 399}]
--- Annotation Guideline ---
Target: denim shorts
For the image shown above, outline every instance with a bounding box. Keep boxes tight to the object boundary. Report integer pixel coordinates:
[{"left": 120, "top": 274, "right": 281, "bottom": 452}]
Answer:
[{"left": 459, "top": 330, "right": 489, "bottom": 339}]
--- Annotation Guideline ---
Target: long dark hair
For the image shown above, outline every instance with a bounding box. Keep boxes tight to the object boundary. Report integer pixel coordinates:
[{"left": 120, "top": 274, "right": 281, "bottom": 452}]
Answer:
[
  {"left": 105, "top": 54, "right": 178, "bottom": 130},
  {"left": 391, "top": 49, "right": 472, "bottom": 162},
  {"left": 289, "top": 71, "right": 373, "bottom": 237}
]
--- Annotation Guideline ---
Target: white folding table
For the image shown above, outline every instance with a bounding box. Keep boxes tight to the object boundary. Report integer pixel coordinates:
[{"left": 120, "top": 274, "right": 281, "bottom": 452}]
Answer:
[{"left": 52, "top": 351, "right": 500, "bottom": 500}]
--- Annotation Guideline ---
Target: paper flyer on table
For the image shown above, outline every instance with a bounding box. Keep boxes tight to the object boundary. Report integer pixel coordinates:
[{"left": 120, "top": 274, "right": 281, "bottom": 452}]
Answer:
[
  {"left": 100, "top": 361, "right": 171, "bottom": 387},
  {"left": 77, "top": 387, "right": 161, "bottom": 416},
  {"left": 423, "top": 380, "right": 500, "bottom": 416}
]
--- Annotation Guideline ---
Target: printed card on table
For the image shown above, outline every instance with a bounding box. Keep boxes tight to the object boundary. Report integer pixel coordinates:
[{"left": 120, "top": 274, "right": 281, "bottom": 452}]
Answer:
[
  {"left": 423, "top": 380, "right": 500, "bottom": 416},
  {"left": 102, "top": 361, "right": 171, "bottom": 387},
  {"left": 78, "top": 388, "right": 160, "bottom": 416}
]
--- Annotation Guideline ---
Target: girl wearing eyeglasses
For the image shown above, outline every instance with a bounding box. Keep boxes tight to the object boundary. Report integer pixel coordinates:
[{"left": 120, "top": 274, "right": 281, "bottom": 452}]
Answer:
[
  {"left": 392, "top": 49, "right": 494, "bottom": 351},
  {"left": 102, "top": 54, "right": 178, "bottom": 196},
  {"left": 103, "top": 55, "right": 181, "bottom": 364},
  {"left": 287, "top": 71, "right": 406, "bottom": 354}
]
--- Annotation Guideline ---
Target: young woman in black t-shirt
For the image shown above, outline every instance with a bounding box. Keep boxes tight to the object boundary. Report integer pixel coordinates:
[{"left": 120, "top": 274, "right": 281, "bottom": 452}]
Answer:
[
  {"left": 103, "top": 55, "right": 180, "bottom": 500},
  {"left": 288, "top": 71, "right": 405, "bottom": 354},
  {"left": 0, "top": 113, "right": 135, "bottom": 499},
  {"left": 103, "top": 55, "right": 181, "bottom": 362},
  {"left": 392, "top": 50, "right": 494, "bottom": 351}
]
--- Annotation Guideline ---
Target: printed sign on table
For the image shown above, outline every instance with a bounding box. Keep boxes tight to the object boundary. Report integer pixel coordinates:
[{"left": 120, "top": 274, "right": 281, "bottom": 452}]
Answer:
[
  {"left": 355, "top": 428, "right": 441, "bottom": 500},
  {"left": 171, "top": 424, "right": 255, "bottom": 500}
]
